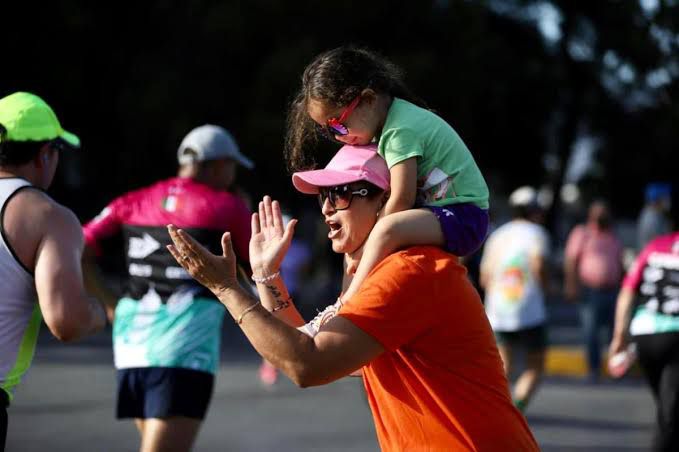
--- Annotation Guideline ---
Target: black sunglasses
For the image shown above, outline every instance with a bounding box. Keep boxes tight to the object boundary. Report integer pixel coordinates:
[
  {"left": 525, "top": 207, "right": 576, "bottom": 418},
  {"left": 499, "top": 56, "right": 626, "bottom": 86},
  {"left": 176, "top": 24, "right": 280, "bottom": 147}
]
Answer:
[{"left": 318, "top": 185, "right": 371, "bottom": 211}]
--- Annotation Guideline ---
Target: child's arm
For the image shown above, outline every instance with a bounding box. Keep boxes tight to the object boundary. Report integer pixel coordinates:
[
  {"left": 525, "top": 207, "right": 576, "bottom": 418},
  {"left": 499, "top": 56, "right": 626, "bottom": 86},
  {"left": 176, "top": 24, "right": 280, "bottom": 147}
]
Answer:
[
  {"left": 341, "top": 158, "right": 444, "bottom": 302},
  {"left": 341, "top": 210, "right": 444, "bottom": 302},
  {"left": 382, "top": 157, "right": 418, "bottom": 216}
]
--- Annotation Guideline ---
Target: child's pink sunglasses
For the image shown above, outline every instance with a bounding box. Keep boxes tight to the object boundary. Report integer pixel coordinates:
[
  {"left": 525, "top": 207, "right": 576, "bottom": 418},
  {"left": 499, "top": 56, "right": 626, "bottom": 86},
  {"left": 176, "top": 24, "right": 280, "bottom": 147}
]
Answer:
[{"left": 325, "top": 96, "right": 361, "bottom": 137}]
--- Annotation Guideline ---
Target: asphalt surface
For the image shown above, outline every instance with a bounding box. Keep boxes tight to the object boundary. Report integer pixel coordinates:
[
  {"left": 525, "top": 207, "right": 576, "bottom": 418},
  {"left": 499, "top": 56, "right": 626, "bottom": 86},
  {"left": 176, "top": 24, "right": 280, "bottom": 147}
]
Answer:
[{"left": 5, "top": 327, "right": 656, "bottom": 452}]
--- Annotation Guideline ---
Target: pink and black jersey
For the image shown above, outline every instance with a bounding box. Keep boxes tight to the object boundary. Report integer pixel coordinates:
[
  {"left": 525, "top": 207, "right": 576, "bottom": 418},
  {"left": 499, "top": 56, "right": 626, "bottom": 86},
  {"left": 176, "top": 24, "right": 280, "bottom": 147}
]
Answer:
[
  {"left": 83, "top": 177, "right": 251, "bottom": 302},
  {"left": 623, "top": 232, "right": 679, "bottom": 336}
]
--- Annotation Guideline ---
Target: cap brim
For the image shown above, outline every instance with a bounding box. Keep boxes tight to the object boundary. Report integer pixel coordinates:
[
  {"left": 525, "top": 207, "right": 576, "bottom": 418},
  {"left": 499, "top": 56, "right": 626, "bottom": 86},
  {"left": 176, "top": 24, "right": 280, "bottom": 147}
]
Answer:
[
  {"left": 60, "top": 130, "right": 81, "bottom": 149},
  {"left": 292, "top": 169, "right": 364, "bottom": 194},
  {"left": 234, "top": 153, "right": 254, "bottom": 169}
]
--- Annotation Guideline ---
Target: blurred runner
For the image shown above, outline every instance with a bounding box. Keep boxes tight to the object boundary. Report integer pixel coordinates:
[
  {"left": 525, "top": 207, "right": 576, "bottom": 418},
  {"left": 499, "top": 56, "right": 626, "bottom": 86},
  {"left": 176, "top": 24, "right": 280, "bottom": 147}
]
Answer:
[
  {"left": 82, "top": 125, "right": 252, "bottom": 452},
  {"left": 564, "top": 200, "right": 624, "bottom": 382},
  {"left": 480, "top": 186, "right": 550, "bottom": 412},
  {"left": 638, "top": 182, "right": 672, "bottom": 251},
  {"left": 0, "top": 92, "right": 108, "bottom": 450},
  {"left": 610, "top": 230, "right": 679, "bottom": 451}
]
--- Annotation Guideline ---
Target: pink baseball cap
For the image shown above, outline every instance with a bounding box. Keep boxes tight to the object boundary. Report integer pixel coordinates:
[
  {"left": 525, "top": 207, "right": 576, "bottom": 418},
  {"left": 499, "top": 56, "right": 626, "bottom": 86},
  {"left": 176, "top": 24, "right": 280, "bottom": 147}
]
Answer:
[{"left": 292, "top": 144, "right": 390, "bottom": 194}]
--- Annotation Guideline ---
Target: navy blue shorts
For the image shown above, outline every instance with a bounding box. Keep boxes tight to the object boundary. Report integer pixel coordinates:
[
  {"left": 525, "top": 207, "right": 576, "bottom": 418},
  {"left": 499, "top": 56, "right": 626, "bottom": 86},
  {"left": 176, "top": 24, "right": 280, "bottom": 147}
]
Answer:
[
  {"left": 427, "top": 204, "right": 489, "bottom": 257},
  {"left": 116, "top": 367, "right": 214, "bottom": 420}
]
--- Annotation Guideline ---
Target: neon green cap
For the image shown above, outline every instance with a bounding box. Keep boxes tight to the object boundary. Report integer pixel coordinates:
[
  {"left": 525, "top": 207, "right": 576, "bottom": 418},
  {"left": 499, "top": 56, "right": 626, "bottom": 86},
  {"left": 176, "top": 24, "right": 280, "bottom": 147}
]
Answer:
[{"left": 0, "top": 92, "right": 80, "bottom": 148}]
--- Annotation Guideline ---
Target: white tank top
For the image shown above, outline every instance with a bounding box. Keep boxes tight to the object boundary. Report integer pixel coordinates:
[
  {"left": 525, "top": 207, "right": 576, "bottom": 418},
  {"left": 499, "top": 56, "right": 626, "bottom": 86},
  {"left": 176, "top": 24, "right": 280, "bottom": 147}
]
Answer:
[{"left": 0, "top": 178, "right": 41, "bottom": 402}]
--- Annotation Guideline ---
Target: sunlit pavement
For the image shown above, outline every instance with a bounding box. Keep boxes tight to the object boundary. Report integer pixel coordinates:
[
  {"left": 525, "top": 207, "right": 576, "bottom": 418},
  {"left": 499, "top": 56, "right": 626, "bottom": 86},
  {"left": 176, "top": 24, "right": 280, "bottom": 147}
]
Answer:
[
  {"left": 527, "top": 378, "right": 653, "bottom": 451},
  {"left": 6, "top": 329, "right": 655, "bottom": 452}
]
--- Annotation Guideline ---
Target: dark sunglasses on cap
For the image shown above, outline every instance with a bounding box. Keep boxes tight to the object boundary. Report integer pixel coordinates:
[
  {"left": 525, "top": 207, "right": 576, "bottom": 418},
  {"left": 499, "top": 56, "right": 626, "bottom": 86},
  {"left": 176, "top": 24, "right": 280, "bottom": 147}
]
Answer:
[
  {"left": 321, "top": 96, "right": 361, "bottom": 140},
  {"left": 318, "top": 184, "right": 371, "bottom": 211}
]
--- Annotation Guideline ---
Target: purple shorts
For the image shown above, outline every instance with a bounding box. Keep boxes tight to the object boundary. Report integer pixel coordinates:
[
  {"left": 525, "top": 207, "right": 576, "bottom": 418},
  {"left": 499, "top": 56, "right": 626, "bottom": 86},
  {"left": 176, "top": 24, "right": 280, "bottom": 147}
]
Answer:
[{"left": 427, "top": 204, "right": 489, "bottom": 257}]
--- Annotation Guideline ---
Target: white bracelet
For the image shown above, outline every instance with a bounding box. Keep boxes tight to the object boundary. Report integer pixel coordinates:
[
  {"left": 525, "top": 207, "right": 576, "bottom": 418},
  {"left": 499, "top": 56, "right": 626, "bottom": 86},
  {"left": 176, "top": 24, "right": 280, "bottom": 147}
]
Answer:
[{"left": 251, "top": 271, "right": 280, "bottom": 284}]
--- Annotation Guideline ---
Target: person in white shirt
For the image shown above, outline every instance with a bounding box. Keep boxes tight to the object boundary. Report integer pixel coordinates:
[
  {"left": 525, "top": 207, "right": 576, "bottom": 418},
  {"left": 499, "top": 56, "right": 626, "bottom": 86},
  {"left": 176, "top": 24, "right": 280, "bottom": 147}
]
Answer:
[{"left": 480, "top": 186, "right": 550, "bottom": 412}]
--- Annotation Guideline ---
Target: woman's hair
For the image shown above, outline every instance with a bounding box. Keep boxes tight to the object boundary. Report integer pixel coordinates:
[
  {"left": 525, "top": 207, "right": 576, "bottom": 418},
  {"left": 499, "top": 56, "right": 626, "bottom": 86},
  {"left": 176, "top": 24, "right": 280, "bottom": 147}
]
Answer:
[{"left": 285, "top": 46, "right": 426, "bottom": 172}]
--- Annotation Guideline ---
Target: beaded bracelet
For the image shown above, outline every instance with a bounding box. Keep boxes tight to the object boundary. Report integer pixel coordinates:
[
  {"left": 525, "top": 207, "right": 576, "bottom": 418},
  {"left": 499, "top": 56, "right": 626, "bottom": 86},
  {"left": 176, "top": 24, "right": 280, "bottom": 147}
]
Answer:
[
  {"left": 236, "top": 300, "right": 261, "bottom": 324},
  {"left": 251, "top": 271, "right": 280, "bottom": 284}
]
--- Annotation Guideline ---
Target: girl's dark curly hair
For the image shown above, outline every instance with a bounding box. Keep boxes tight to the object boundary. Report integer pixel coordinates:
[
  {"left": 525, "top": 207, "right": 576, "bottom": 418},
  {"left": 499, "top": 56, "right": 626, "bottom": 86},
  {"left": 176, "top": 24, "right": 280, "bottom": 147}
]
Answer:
[{"left": 284, "top": 46, "right": 426, "bottom": 172}]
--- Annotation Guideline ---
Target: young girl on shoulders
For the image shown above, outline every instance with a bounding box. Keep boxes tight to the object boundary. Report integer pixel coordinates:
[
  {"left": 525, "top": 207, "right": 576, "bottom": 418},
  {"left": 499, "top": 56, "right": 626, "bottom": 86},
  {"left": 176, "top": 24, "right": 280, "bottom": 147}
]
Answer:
[{"left": 286, "top": 46, "right": 490, "bottom": 300}]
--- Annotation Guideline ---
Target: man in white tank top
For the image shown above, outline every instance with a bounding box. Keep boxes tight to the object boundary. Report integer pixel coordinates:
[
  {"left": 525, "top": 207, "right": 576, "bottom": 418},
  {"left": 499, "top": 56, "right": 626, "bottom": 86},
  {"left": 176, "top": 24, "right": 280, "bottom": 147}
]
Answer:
[{"left": 0, "top": 92, "right": 108, "bottom": 450}]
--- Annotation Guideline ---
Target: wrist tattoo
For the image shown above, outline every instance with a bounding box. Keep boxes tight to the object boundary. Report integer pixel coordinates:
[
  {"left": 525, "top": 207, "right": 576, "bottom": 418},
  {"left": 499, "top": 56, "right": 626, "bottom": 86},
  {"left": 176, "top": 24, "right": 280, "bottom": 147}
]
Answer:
[
  {"left": 271, "top": 297, "right": 292, "bottom": 312},
  {"left": 264, "top": 283, "right": 282, "bottom": 300}
]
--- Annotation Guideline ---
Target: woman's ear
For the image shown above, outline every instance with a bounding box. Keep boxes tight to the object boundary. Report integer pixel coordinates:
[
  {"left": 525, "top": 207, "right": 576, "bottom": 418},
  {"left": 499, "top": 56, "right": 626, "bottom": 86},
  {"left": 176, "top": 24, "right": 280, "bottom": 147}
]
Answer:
[
  {"left": 360, "top": 88, "right": 378, "bottom": 105},
  {"left": 36, "top": 144, "right": 50, "bottom": 167}
]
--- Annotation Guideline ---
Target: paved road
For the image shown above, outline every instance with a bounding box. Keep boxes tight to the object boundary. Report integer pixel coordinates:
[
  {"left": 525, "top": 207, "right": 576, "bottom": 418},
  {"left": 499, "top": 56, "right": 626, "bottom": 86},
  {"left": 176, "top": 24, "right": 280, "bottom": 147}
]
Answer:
[{"left": 7, "top": 340, "right": 655, "bottom": 452}]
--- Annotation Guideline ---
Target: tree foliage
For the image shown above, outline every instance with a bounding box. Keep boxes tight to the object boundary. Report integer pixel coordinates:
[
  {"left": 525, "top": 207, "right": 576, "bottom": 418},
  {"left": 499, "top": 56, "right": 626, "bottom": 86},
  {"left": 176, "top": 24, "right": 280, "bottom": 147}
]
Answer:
[{"left": 1, "top": 0, "right": 676, "bottom": 221}]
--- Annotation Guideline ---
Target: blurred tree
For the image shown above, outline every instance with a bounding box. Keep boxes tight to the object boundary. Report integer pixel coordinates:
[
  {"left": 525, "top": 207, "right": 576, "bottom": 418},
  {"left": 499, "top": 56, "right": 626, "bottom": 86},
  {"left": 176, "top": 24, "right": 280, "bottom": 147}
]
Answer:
[{"left": 0, "top": 0, "right": 676, "bottom": 227}]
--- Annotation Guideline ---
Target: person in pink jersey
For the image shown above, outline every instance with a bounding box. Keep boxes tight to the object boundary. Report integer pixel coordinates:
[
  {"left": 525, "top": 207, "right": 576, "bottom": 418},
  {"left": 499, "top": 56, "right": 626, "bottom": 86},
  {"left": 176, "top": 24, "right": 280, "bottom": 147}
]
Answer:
[
  {"left": 82, "top": 125, "right": 252, "bottom": 452},
  {"left": 564, "top": 200, "right": 624, "bottom": 381},
  {"left": 610, "top": 231, "right": 679, "bottom": 451}
]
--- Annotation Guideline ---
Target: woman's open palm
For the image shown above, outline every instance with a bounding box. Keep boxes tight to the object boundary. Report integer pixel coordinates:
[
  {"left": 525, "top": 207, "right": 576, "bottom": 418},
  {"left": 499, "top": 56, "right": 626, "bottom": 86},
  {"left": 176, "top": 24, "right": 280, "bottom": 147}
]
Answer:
[{"left": 249, "top": 196, "right": 297, "bottom": 276}]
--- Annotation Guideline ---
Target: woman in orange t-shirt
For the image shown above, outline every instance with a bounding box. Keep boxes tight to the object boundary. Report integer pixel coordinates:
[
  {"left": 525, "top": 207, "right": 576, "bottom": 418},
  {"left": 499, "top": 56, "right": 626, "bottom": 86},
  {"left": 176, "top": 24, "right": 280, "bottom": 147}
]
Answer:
[{"left": 166, "top": 145, "right": 539, "bottom": 451}]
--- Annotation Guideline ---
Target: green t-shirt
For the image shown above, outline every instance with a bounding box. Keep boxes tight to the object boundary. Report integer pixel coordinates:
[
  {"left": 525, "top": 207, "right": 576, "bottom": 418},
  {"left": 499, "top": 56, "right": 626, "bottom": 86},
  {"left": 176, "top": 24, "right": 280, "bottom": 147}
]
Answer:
[{"left": 377, "top": 98, "right": 489, "bottom": 209}]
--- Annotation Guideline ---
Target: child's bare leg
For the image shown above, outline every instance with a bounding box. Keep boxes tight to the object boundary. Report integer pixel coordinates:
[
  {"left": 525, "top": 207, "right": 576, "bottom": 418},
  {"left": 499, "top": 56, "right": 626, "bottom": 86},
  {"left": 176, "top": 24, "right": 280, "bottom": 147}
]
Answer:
[{"left": 341, "top": 209, "right": 444, "bottom": 301}]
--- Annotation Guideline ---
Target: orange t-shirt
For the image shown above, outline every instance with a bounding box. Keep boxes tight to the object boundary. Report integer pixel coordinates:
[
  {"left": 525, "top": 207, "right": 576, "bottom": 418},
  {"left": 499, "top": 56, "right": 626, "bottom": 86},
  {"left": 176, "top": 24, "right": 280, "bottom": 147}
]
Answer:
[{"left": 339, "top": 247, "right": 539, "bottom": 452}]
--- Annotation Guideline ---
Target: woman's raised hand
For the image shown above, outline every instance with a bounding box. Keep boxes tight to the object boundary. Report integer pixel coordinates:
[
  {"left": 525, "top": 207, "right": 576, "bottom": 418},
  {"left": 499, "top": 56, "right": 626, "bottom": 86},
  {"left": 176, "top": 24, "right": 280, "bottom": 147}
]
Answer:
[
  {"left": 249, "top": 196, "right": 297, "bottom": 278},
  {"left": 166, "top": 225, "right": 238, "bottom": 296}
]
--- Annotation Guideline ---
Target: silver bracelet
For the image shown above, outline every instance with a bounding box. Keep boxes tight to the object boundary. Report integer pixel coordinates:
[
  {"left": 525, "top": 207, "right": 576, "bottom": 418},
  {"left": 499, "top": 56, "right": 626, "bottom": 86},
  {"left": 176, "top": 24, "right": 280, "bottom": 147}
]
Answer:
[{"left": 251, "top": 271, "right": 280, "bottom": 284}]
